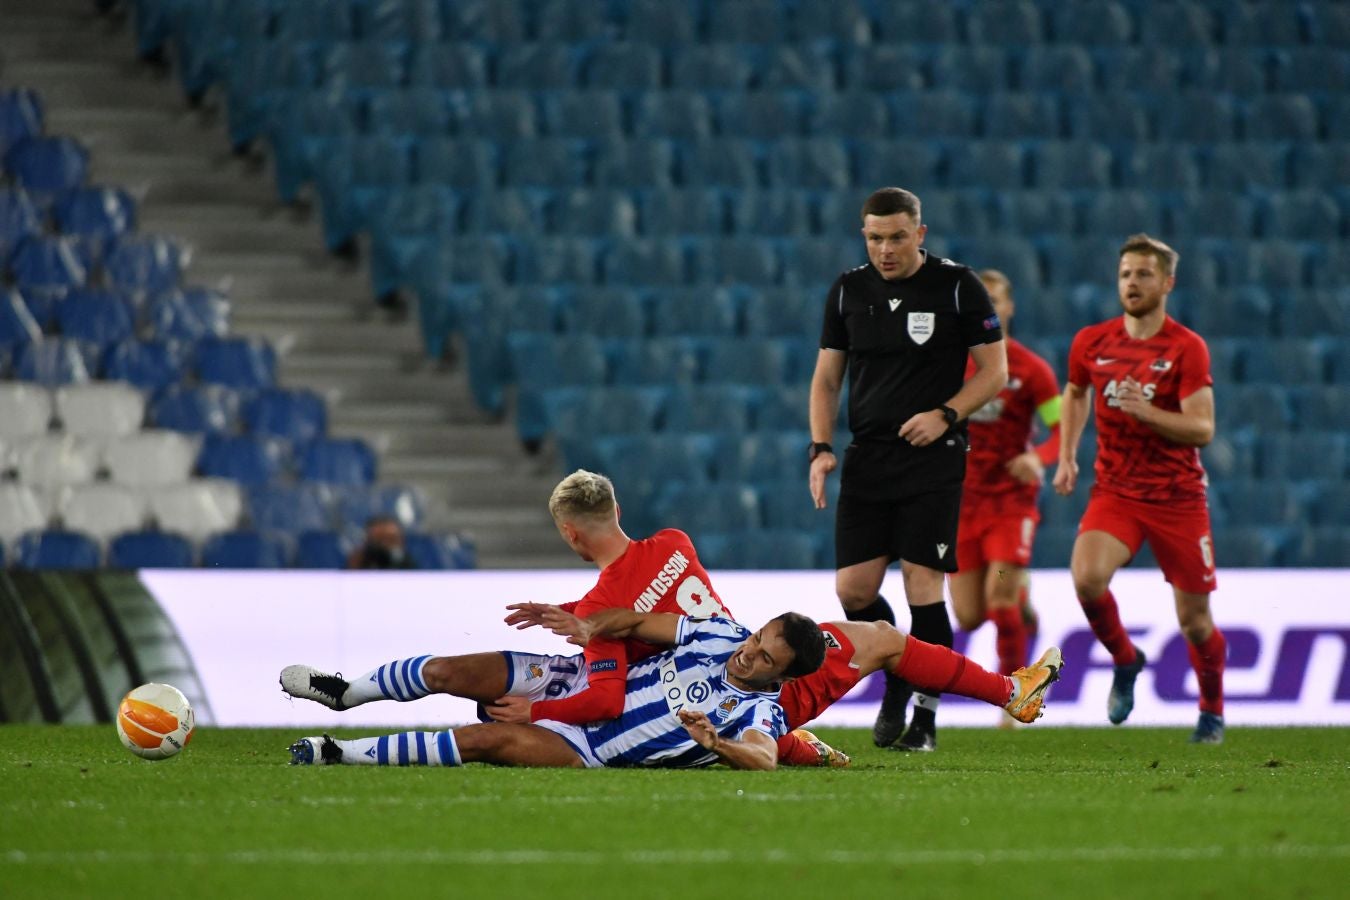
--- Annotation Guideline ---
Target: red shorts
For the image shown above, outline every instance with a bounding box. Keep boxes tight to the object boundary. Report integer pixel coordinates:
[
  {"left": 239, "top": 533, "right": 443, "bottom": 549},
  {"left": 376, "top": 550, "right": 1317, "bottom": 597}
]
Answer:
[
  {"left": 1079, "top": 489, "right": 1218, "bottom": 594},
  {"left": 778, "top": 623, "right": 862, "bottom": 729},
  {"left": 957, "top": 492, "right": 1039, "bottom": 571}
]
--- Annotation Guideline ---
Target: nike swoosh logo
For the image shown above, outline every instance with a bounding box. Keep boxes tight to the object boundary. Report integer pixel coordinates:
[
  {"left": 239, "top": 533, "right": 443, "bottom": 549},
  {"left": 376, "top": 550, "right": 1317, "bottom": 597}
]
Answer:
[{"left": 1095, "top": 357, "right": 1116, "bottom": 365}]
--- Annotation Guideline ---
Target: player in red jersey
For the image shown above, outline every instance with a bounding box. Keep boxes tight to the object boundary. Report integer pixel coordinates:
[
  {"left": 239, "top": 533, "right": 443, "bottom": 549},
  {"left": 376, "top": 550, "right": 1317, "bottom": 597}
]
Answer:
[
  {"left": 951, "top": 270, "right": 1060, "bottom": 705},
  {"left": 1052, "top": 234, "right": 1226, "bottom": 744}
]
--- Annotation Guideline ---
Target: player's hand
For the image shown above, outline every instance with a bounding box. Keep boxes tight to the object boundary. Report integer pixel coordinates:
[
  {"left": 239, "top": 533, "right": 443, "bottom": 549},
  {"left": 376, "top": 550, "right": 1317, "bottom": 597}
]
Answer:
[
  {"left": 678, "top": 709, "right": 719, "bottom": 751},
  {"left": 1116, "top": 376, "right": 1153, "bottom": 421},
  {"left": 1053, "top": 458, "right": 1077, "bottom": 496},
  {"left": 808, "top": 453, "right": 836, "bottom": 509},
  {"left": 537, "top": 606, "right": 593, "bottom": 646},
  {"left": 483, "top": 695, "right": 532, "bottom": 724},
  {"left": 1005, "top": 451, "right": 1045, "bottom": 486},
  {"left": 898, "top": 409, "right": 947, "bottom": 447},
  {"left": 504, "top": 602, "right": 560, "bottom": 630}
]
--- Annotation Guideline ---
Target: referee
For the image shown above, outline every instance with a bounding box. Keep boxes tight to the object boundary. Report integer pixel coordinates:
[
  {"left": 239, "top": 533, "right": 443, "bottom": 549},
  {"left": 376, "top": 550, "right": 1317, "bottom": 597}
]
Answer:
[{"left": 807, "top": 187, "right": 1008, "bottom": 751}]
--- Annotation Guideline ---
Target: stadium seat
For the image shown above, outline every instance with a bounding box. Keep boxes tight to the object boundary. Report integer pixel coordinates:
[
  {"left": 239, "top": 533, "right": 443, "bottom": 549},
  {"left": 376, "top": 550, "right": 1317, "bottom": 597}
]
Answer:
[
  {"left": 3, "top": 136, "right": 88, "bottom": 202},
  {"left": 294, "top": 529, "right": 353, "bottom": 569},
  {"left": 1241, "top": 338, "right": 1327, "bottom": 384},
  {"left": 243, "top": 388, "right": 328, "bottom": 446},
  {"left": 1204, "top": 143, "right": 1289, "bottom": 191},
  {"left": 485, "top": 42, "right": 577, "bottom": 89},
  {"left": 1168, "top": 192, "right": 1258, "bottom": 239},
  {"left": 584, "top": 43, "right": 662, "bottom": 89},
  {"left": 1156, "top": 93, "right": 1240, "bottom": 142},
  {"left": 314, "top": 134, "right": 417, "bottom": 248},
  {"left": 0, "top": 483, "right": 52, "bottom": 544},
  {"left": 247, "top": 484, "right": 335, "bottom": 536},
  {"left": 530, "top": 2, "right": 612, "bottom": 43},
  {"left": 946, "top": 142, "right": 1026, "bottom": 191},
  {"left": 1029, "top": 141, "right": 1115, "bottom": 191},
  {"left": 1050, "top": 2, "right": 1133, "bottom": 45},
  {"left": 715, "top": 92, "right": 806, "bottom": 139},
  {"left": 149, "top": 384, "right": 241, "bottom": 435},
  {"left": 662, "top": 385, "right": 760, "bottom": 433},
  {"left": 608, "top": 336, "right": 703, "bottom": 387},
  {"left": 716, "top": 431, "right": 808, "bottom": 484},
  {"left": 760, "top": 44, "right": 838, "bottom": 92},
  {"left": 56, "top": 483, "right": 147, "bottom": 542},
  {"left": 52, "top": 187, "right": 136, "bottom": 258},
  {"left": 1292, "top": 527, "right": 1350, "bottom": 567},
  {"left": 15, "top": 338, "right": 97, "bottom": 386},
  {"left": 707, "top": 0, "right": 784, "bottom": 42},
  {"left": 1201, "top": 431, "right": 1259, "bottom": 481},
  {"left": 1245, "top": 94, "right": 1320, "bottom": 142},
  {"left": 638, "top": 188, "right": 724, "bottom": 235},
  {"left": 953, "top": 237, "right": 1043, "bottom": 289},
  {"left": 1020, "top": 45, "right": 1099, "bottom": 93},
  {"left": 1213, "top": 525, "right": 1297, "bottom": 568},
  {"left": 0, "top": 189, "right": 42, "bottom": 263},
  {"left": 680, "top": 140, "right": 763, "bottom": 190},
  {"left": 194, "top": 336, "right": 276, "bottom": 389},
  {"left": 887, "top": 90, "right": 978, "bottom": 139},
  {"left": 108, "top": 530, "right": 196, "bottom": 569},
  {"left": 0, "top": 382, "right": 53, "bottom": 440},
  {"left": 416, "top": 137, "right": 498, "bottom": 189},
  {"left": 624, "top": 0, "right": 699, "bottom": 43},
  {"left": 984, "top": 92, "right": 1063, "bottom": 140},
  {"left": 1263, "top": 191, "right": 1343, "bottom": 241},
  {"left": 197, "top": 434, "right": 287, "bottom": 487},
  {"left": 15, "top": 529, "right": 101, "bottom": 570},
  {"left": 592, "top": 139, "right": 676, "bottom": 189},
  {"left": 1272, "top": 47, "right": 1350, "bottom": 92},
  {"left": 502, "top": 138, "right": 588, "bottom": 188},
  {"left": 53, "top": 382, "right": 144, "bottom": 439},
  {"left": 842, "top": 44, "right": 929, "bottom": 92},
  {"left": 704, "top": 338, "right": 791, "bottom": 385},
  {"left": 1215, "top": 479, "right": 1307, "bottom": 527},
  {"left": 709, "top": 529, "right": 820, "bottom": 570},
  {"left": 147, "top": 479, "right": 243, "bottom": 542},
  {"left": 318, "top": 40, "right": 409, "bottom": 92},
  {"left": 1064, "top": 92, "right": 1152, "bottom": 141},
  {"left": 604, "top": 238, "right": 689, "bottom": 285},
  {"left": 780, "top": 237, "right": 863, "bottom": 287},
  {"left": 201, "top": 529, "right": 289, "bottom": 569},
  {"left": 1215, "top": 384, "right": 1293, "bottom": 432},
  {"left": 298, "top": 437, "right": 377, "bottom": 486},
  {"left": 9, "top": 235, "right": 87, "bottom": 292},
  {"left": 872, "top": 1, "right": 959, "bottom": 43},
  {"left": 632, "top": 92, "right": 714, "bottom": 141},
  {"left": 407, "top": 43, "right": 489, "bottom": 88},
  {"left": 104, "top": 235, "right": 184, "bottom": 296},
  {"left": 404, "top": 531, "right": 476, "bottom": 569},
  {"left": 557, "top": 189, "right": 638, "bottom": 237},
  {"left": 967, "top": 0, "right": 1045, "bottom": 44},
  {"left": 766, "top": 138, "right": 853, "bottom": 190},
  {"left": 667, "top": 44, "right": 755, "bottom": 90},
  {"left": 791, "top": 0, "right": 873, "bottom": 43},
  {"left": 1040, "top": 237, "right": 1122, "bottom": 288},
  {"left": 700, "top": 236, "right": 780, "bottom": 284},
  {"left": 103, "top": 430, "right": 199, "bottom": 487},
  {"left": 1259, "top": 432, "right": 1346, "bottom": 481},
  {"left": 1119, "top": 144, "right": 1201, "bottom": 191},
  {"left": 103, "top": 339, "right": 190, "bottom": 394},
  {"left": 1080, "top": 191, "right": 1166, "bottom": 237},
  {"left": 537, "top": 90, "right": 624, "bottom": 140},
  {"left": 334, "top": 483, "right": 425, "bottom": 531},
  {"left": 1289, "top": 384, "right": 1350, "bottom": 425},
  {"left": 56, "top": 288, "right": 136, "bottom": 351},
  {"left": 652, "top": 483, "right": 761, "bottom": 538},
  {"left": 0, "top": 87, "right": 43, "bottom": 155},
  {"left": 147, "top": 287, "right": 231, "bottom": 343},
  {"left": 741, "top": 288, "right": 817, "bottom": 339},
  {"left": 1187, "top": 47, "right": 1269, "bottom": 95}
]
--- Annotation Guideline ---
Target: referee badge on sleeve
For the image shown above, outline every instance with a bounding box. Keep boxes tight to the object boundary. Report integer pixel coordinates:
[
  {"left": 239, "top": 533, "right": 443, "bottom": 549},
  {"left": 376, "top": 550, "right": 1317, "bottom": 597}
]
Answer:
[{"left": 907, "top": 311, "right": 935, "bottom": 345}]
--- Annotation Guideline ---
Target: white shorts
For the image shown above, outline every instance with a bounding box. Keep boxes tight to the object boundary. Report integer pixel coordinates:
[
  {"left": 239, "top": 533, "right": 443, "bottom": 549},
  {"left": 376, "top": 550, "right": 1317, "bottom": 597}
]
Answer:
[
  {"left": 532, "top": 719, "right": 603, "bottom": 768},
  {"left": 500, "top": 651, "right": 590, "bottom": 702}
]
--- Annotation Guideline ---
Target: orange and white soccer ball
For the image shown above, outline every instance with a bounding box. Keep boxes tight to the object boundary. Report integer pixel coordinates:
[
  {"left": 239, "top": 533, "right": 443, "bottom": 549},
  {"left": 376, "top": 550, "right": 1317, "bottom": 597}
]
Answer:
[{"left": 116, "top": 683, "right": 195, "bottom": 760}]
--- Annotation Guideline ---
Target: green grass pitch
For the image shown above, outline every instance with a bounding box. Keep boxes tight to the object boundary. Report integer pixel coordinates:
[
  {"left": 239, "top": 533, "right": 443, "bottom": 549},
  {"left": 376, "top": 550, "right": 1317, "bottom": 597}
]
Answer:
[{"left": 3, "top": 725, "right": 1347, "bottom": 899}]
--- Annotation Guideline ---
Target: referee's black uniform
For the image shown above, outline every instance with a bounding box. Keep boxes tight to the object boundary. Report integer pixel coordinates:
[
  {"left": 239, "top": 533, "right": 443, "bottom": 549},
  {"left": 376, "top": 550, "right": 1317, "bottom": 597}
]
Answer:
[{"left": 821, "top": 250, "right": 1004, "bottom": 572}]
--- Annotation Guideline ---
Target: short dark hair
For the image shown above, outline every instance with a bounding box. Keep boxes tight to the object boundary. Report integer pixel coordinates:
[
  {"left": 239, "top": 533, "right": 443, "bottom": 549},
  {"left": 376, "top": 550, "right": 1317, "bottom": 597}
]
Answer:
[
  {"left": 1119, "top": 233, "right": 1179, "bottom": 277},
  {"left": 772, "top": 612, "right": 827, "bottom": 679},
  {"left": 861, "top": 187, "right": 922, "bottom": 223}
]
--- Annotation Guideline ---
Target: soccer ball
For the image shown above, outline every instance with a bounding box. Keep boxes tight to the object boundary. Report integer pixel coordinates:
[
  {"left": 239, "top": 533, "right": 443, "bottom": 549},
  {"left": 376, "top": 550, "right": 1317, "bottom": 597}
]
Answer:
[{"left": 116, "top": 683, "right": 195, "bottom": 760}]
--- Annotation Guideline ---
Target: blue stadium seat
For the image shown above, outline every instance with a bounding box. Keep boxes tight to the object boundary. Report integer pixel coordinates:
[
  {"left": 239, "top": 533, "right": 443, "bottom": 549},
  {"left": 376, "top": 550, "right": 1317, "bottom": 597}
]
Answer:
[
  {"left": 1049, "top": 2, "right": 1133, "bottom": 45},
  {"left": 1221, "top": 2, "right": 1305, "bottom": 45},
  {"left": 653, "top": 483, "right": 761, "bottom": 537},
  {"left": 1156, "top": 92, "right": 1240, "bottom": 142},
  {"left": 531, "top": 0, "right": 613, "bottom": 42},
  {"left": 547, "top": 385, "right": 667, "bottom": 439},
  {"left": 0, "top": 287, "right": 40, "bottom": 351},
  {"left": 667, "top": 44, "right": 755, "bottom": 89},
  {"left": 52, "top": 186, "right": 136, "bottom": 258},
  {"left": 953, "top": 237, "right": 1043, "bottom": 289},
  {"left": 3, "top": 136, "right": 87, "bottom": 202},
  {"left": 539, "top": 90, "right": 623, "bottom": 139},
  {"left": 809, "top": 92, "right": 889, "bottom": 140},
  {"left": 356, "top": 0, "right": 445, "bottom": 42},
  {"left": 440, "top": 0, "right": 527, "bottom": 40},
  {"left": 198, "top": 434, "right": 287, "bottom": 486},
  {"left": 1289, "top": 385, "right": 1350, "bottom": 425},
  {"left": 104, "top": 235, "right": 184, "bottom": 295},
  {"left": 1245, "top": 94, "right": 1319, "bottom": 142},
  {"left": 715, "top": 91, "right": 805, "bottom": 139},
  {"left": 1286, "top": 290, "right": 1350, "bottom": 336},
  {"left": 414, "top": 137, "right": 497, "bottom": 188},
  {"left": 711, "top": 530, "right": 819, "bottom": 570},
  {"left": 1030, "top": 525, "right": 1080, "bottom": 568},
  {"left": 265, "top": 90, "right": 363, "bottom": 202},
  {"left": 1303, "top": 479, "right": 1350, "bottom": 527},
  {"left": 946, "top": 141, "right": 1026, "bottom": 190},
  {"left": 1292, "top": 527, "right": 1350, "bottom": 567},
  {"left": 1119, "top": 144, "right": 1201, "bottom": 191},
  {"left": 1204, "top": 142, "right": 1289, "bottom": 191},
  {"left": 1040, "top": 237, "right": 1121, "bottom": 288},
  {"left": 1187, "top": 48, "right": 1270, "bottom": 95},
  {"left": 15, "top": 529, "right": 101, "bottom": 570},
  {"left": 786, "top": 189, "right": 849, "bottom": 236},
  {"left": 1259, "top": 432, "right": 1346, "bottom": 481},
  {"left": 1263, "top": 191, "right": 1343, "bottom": 240},
  {"left": 407, "top": 42, "right": 489, "bottom": 88},
  {"left": 759, "top": 477, "right": 837, "bottom": 531},
  {"left": 842, "top": 44, "right": 928, "bottom": 92},
  {"left": 195, "top": 336, "right": 276, "bottom": 389},
  {"left": 201, "top": 529, "right": 290, "bottom": 568},
  {"left": 680, "top": 139, "right": 762, "bottom": 189},
  {"left": 104, "top": 339, "right": 190, "bottom": 395},
  {"left": 1201, "top": 431, "right": 1259, "bottom": 481},
  {"left": 1065, "top": 92, "right": 1152, "bottom": 141},
  {"left": 502, "top": 138, "right": 587, "bottom": 188},
  {"left": 1186, "top": 286, "right": 1274, "bottom": 338},
  {"left": 1030, "top": 141, "right": 1114, "bottom": 190},
  {"left": 1241, "top": 338, "right": 1327, "bottom": 384},
  {"left": 561, "top": 288, "right": 646, "bottom": 339},
  {"left": 742, "top": 288, "right": 817, "bottom": 338},
  {"left": 299, "top": 437, "right": 377, "bottom": 486},
  {"left": 336, "top": 483, "right": 425, "bottom": 531},
  {"left": 604, "top": 238, "right": 688, "bottom": 285},
  {"left": 9, "top": 235, "right": 87, "bottom": 292},
  {"left": 1168, "top": 191, "right": 1258, "bottom": 239},
  {"left": 633, "top": 92, "right": 714, "bottom": 140},
  {"left": 460, "top": 187, "right": 550, "bottom": 235},
  {"left": 365, "top": 87, "right": 453, "bottom": 137},
  {"left": 624, "top": 0, "right": 700, "bottom": 43},
  {"left": 320, "top": 40, "right": 411, "bottom": 91},
  {"left": 0, "top": 188, "right": 41, "bottom": 263},
  {"left": 759, "top": 44, "right": 838, "bottom": 92},
  {"left": 607, "top": 336, "right": 703, "bottom": 386},
  {"left": 275, "top": 0, "right": 356, "bottom": 40},
  {"left": 1272, "top": 47, "right": 1350, "bottom": 92},
  {"left": 704, "top": 337, "right": 791, "bottom": 385},
  {"left": 108, "top": 530, "right": 196, "bottom": 569},
  {"left": 1080, "top": 191, "right": 1165, "bottom": 237},
  {"left": 444, "top": 89, "right": 536, "bottom": 140},
  {"left": 248, "top": 484, "right": 334, "bottom": 535},
  {"left": 557, "top": 189, "right": 638, "bottom": 236},
  {"left": 717, "top": 431, "right": 809, "bottom": 484},
  {"left": 367, "top": 186, "right": 458, "bottom": 297},
  {"left": 766, "top": 138, "right": 852, "bottom": 190},
  {"left": 147, "top": 287, "right": 230, "bottom": 343},
  {"left": 0, "top": 87, "right": 43, "bottom": 156},
  {"left": 593, "top": 139, "right": 676, "bottom": 188},
  {"left": 792, "top": 0, "right": 873, "bottom": 43},
  {"left": 14, "top": 337, "right": 95, "bottom": 385},
  {"left": 1210, "top": 239, "right": 1311, "bottom": 290},
  {"left": 591, "top": 434, "right": 716, "bottom": 518},
  {"left": 506, "top": 332, "right": 609, "bottom": 435},
  {"left": 1019, "top": 46, "right": 1098, "bottom": 94},
  {"left": 295, "top": 529, "right": 353, "bottom": 569},
  {"left": 1138, "top": 1, "right": 1214, "bottom": 45},
  {"left": 984, "top": 92, "right": 1063, "bottom": 139},
  {"left": 872, "top": 1, "right": 958, "bottom": 43},
  {"left": 1215, "top": 479, "right": 1307, "bottom": 527},
  {"left": 699, "top": 236, "right": 779, "bottom": 284},
  {"left": 56, "top": 288, "right": 136, "bottom": 351},
  {"left": 315, "top": 134, "right": 417, "bottom": 249},
  {"left": 887, "top": 90, "right": 978, "bottom": 138},
  {"left": 707, "top": 0, "right": 783, "bottom": 42},
  {"left": 244, "top": 388, "right": 328, "bottom": 446},
  {"left": 645, "top": 286, "right": 740, "bottom": 335},
  {"left": 1321, "top": 95, "right": 1350, "bottom": 141},
  {"left": 222, "top": 41, "right": 325, "bottom": 149},
  {"left": 509, "top": 236, "right": 602, "bottom": 284},
  {"left": 986, "top": 189, "right": 1072, "bottom": 238},
  {"left": 780, "top": 237, "right": 864, "bottom": 288},
  {"left": 967, "top": 0, "right": 1045, "bottom": 44},
  {"left": 662, "top": 384, "right": 760, "bottom": 432},
  {"left": 404, "top": 531, "right": 475, "bottom": 569},
  {"left": 1213, "top": 526, "right": 1297, "bottom": 568},
  {"left": 1095, "top": 48, "right": 1183, "bottom": 92},
  {"left": 584, "top": 43, "right": 662, "bottom": 89}
]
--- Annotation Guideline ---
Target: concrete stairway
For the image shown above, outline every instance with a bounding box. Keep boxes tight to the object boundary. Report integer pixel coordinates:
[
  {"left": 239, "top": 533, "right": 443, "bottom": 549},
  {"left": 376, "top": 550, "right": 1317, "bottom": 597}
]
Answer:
[{"left": 0, "top": 0, "right": 581, "bottom": 568}]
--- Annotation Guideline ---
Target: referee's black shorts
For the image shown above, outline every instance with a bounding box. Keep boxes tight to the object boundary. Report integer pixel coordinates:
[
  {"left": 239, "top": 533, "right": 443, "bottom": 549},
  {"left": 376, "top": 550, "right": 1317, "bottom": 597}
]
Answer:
[{"left": 835, "top": 438, "right": 966, "bottom": 573}]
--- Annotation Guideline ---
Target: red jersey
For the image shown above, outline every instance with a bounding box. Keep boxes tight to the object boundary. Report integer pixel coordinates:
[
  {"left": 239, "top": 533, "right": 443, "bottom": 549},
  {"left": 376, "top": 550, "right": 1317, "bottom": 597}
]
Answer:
[
  {"left": 530, "top": 529, "right": 729, "bottom": 724},
  {"left": 1067, "top": 316, "right": 1212, "bottom": 504},
  {"left": 963, "top": 338, "right": 1061, "bottom": 505}
]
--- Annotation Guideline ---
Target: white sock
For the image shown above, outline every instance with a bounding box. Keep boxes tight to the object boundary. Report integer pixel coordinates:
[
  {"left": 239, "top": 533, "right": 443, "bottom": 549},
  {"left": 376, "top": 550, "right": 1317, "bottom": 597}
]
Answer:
[
  {"left": 342, "top": 655, "right": 434, "bottom": 706},
  {"left": 914, "top": 692, "right": 941, "bottom": 713},
  {"left": 334, "top": 730, "right": 461, "bottom": 766}
]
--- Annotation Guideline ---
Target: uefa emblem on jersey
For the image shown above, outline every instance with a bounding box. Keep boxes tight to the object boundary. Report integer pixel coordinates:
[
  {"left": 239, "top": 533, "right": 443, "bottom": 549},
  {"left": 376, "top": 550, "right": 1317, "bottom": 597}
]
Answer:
[{"left": 907, "top": 311, "right": 935, "bottom": 345}]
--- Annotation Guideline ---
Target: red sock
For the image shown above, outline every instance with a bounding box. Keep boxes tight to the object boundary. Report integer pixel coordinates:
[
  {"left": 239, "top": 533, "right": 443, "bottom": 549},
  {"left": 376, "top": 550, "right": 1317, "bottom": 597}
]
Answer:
[
  {"left": 989, "top": 606, "right": 1027, "bottom": 676},
  {"left": 1188, "top": 628, "right": 1226, "bottom": 715},
  {"left": 1083, "top": 590, "right": 1137, "bottom": 665},
  {"left": 776, "top": 731, "right": 823, "bottom": 766},
  {"left": 892, "top": 634, "right": 1012, "bottom": 707}
]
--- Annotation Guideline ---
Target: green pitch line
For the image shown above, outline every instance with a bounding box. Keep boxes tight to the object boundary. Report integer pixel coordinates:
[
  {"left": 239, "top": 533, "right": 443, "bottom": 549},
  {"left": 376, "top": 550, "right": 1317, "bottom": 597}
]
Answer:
[{"left": 2, "top": 726, "right": 1347, "bottom": 900}]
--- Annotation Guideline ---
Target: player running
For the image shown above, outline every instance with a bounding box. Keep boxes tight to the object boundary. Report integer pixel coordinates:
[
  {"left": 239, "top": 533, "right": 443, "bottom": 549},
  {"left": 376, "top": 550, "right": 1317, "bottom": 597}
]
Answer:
[
  {"left": 950, "top": 269, "right": 1060, "bottom": 715},
  {"left": 289, "top": 610, "right": 825, "bottom": 770},
  {"left": 1053, "top": 234, "right": 1226, "bottom": 744}
]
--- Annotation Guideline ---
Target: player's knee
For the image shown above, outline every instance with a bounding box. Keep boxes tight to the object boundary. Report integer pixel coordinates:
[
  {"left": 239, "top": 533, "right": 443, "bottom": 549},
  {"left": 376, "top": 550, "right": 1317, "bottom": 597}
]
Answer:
[
  {"left": 420, "top": 657, "right": 454, "bottom": 693},
  {"left": 1177, "top": 610, "right": 1214, "bottom": 644},
  {"left": 837, "top": 586, "right": 878, "bottom": 612},
  {"left": 1071, "top": 566, "right": 1110, "bottom": 604},
  {"left": 953, "top": 607, "right": 985, "bottom": 632}
]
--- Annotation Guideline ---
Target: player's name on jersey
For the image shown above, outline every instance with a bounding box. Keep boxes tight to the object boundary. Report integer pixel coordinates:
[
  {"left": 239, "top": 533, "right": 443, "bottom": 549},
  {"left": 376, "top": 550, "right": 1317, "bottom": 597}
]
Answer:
[{"left": 633, "top": 550, "right": 691, "bottom": 612}]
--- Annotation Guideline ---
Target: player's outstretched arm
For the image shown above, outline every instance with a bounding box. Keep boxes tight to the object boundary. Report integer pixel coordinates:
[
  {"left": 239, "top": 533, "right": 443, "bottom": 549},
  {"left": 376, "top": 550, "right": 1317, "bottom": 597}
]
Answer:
[
  {"left": 678, "top": 710, "right": 778, "bottom": 771},
  {"left": 1054, "top": 382, "right": 1091, "bottom": 495},
  {"left": 539, "top": 607, "right": 682, "bottom": 647}
]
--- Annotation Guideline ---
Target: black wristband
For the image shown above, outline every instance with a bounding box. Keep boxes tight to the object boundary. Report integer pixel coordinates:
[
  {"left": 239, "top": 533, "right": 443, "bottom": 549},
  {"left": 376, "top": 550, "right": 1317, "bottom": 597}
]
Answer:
[
  {"left": 937, "top": 405, "right": 959, "bottom": 427},
  {"left": 808, "top": 441, "right": 834, "bottom": 461}
]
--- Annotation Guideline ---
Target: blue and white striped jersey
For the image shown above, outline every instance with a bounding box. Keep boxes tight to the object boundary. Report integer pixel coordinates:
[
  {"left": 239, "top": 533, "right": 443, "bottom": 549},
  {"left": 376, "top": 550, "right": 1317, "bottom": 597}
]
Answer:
[{"left": 580, "top": 616, "right": 788, "bottom": 768}]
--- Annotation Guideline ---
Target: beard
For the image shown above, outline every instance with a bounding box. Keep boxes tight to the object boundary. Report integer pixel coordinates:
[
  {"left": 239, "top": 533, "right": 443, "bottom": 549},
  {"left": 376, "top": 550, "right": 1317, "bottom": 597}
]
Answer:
[{"left": 1120, "top": 292, "right": 1163, "bottom": 318}]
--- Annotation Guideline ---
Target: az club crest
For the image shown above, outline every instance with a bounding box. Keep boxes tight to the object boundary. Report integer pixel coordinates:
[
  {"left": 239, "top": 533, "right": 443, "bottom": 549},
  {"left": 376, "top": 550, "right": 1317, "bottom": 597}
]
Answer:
[{"left": 822, "top": 631, "right": 842, "bottom": 650}]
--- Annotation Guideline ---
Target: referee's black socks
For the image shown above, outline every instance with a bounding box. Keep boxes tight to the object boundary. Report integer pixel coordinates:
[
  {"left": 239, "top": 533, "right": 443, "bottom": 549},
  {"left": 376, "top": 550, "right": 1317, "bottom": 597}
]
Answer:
[
  {"left": 909, "top": 602, "right": 955, "bottom": 724},
  {"left": 845, "top": 596, "right": 908, "bottom": 694}
]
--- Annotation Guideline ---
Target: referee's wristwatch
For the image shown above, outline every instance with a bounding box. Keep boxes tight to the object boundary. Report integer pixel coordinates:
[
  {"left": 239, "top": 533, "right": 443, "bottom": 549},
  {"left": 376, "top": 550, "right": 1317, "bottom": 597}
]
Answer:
[
  {"left": 936, "top": 405, "right": 959, "bottom": 428},
  {"left": 808, "top": 441, "right": 834, "bottom": 462}
]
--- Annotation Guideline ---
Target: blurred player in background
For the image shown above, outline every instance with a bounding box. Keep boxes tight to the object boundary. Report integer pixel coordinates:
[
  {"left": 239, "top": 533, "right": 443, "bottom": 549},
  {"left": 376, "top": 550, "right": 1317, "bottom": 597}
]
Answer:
[
  {"left": 807, "top": 187, "right": 1008, "bottom": 752},
  {"left": 1053, "top": 234, "right": 1226, "bottom": 744},
  {"left": 949, "top": 270, "right": 1061, "bottom": 722}
]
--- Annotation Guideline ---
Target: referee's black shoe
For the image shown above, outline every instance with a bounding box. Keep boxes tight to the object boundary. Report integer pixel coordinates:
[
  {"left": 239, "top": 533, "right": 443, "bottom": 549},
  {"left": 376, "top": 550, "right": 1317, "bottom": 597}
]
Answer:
[
  {"left": 872, "top": 676, "right": 912, "bottom": 747},
  {"left": 894, "top": 714, "right": 937, "bottom": 753}
]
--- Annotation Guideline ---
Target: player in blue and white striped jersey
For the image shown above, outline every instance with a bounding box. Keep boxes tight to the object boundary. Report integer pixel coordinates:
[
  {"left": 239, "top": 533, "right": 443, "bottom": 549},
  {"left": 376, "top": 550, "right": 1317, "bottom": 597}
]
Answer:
[{"left": 289, "top": 609, "right": 826, "bottom": 772}]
